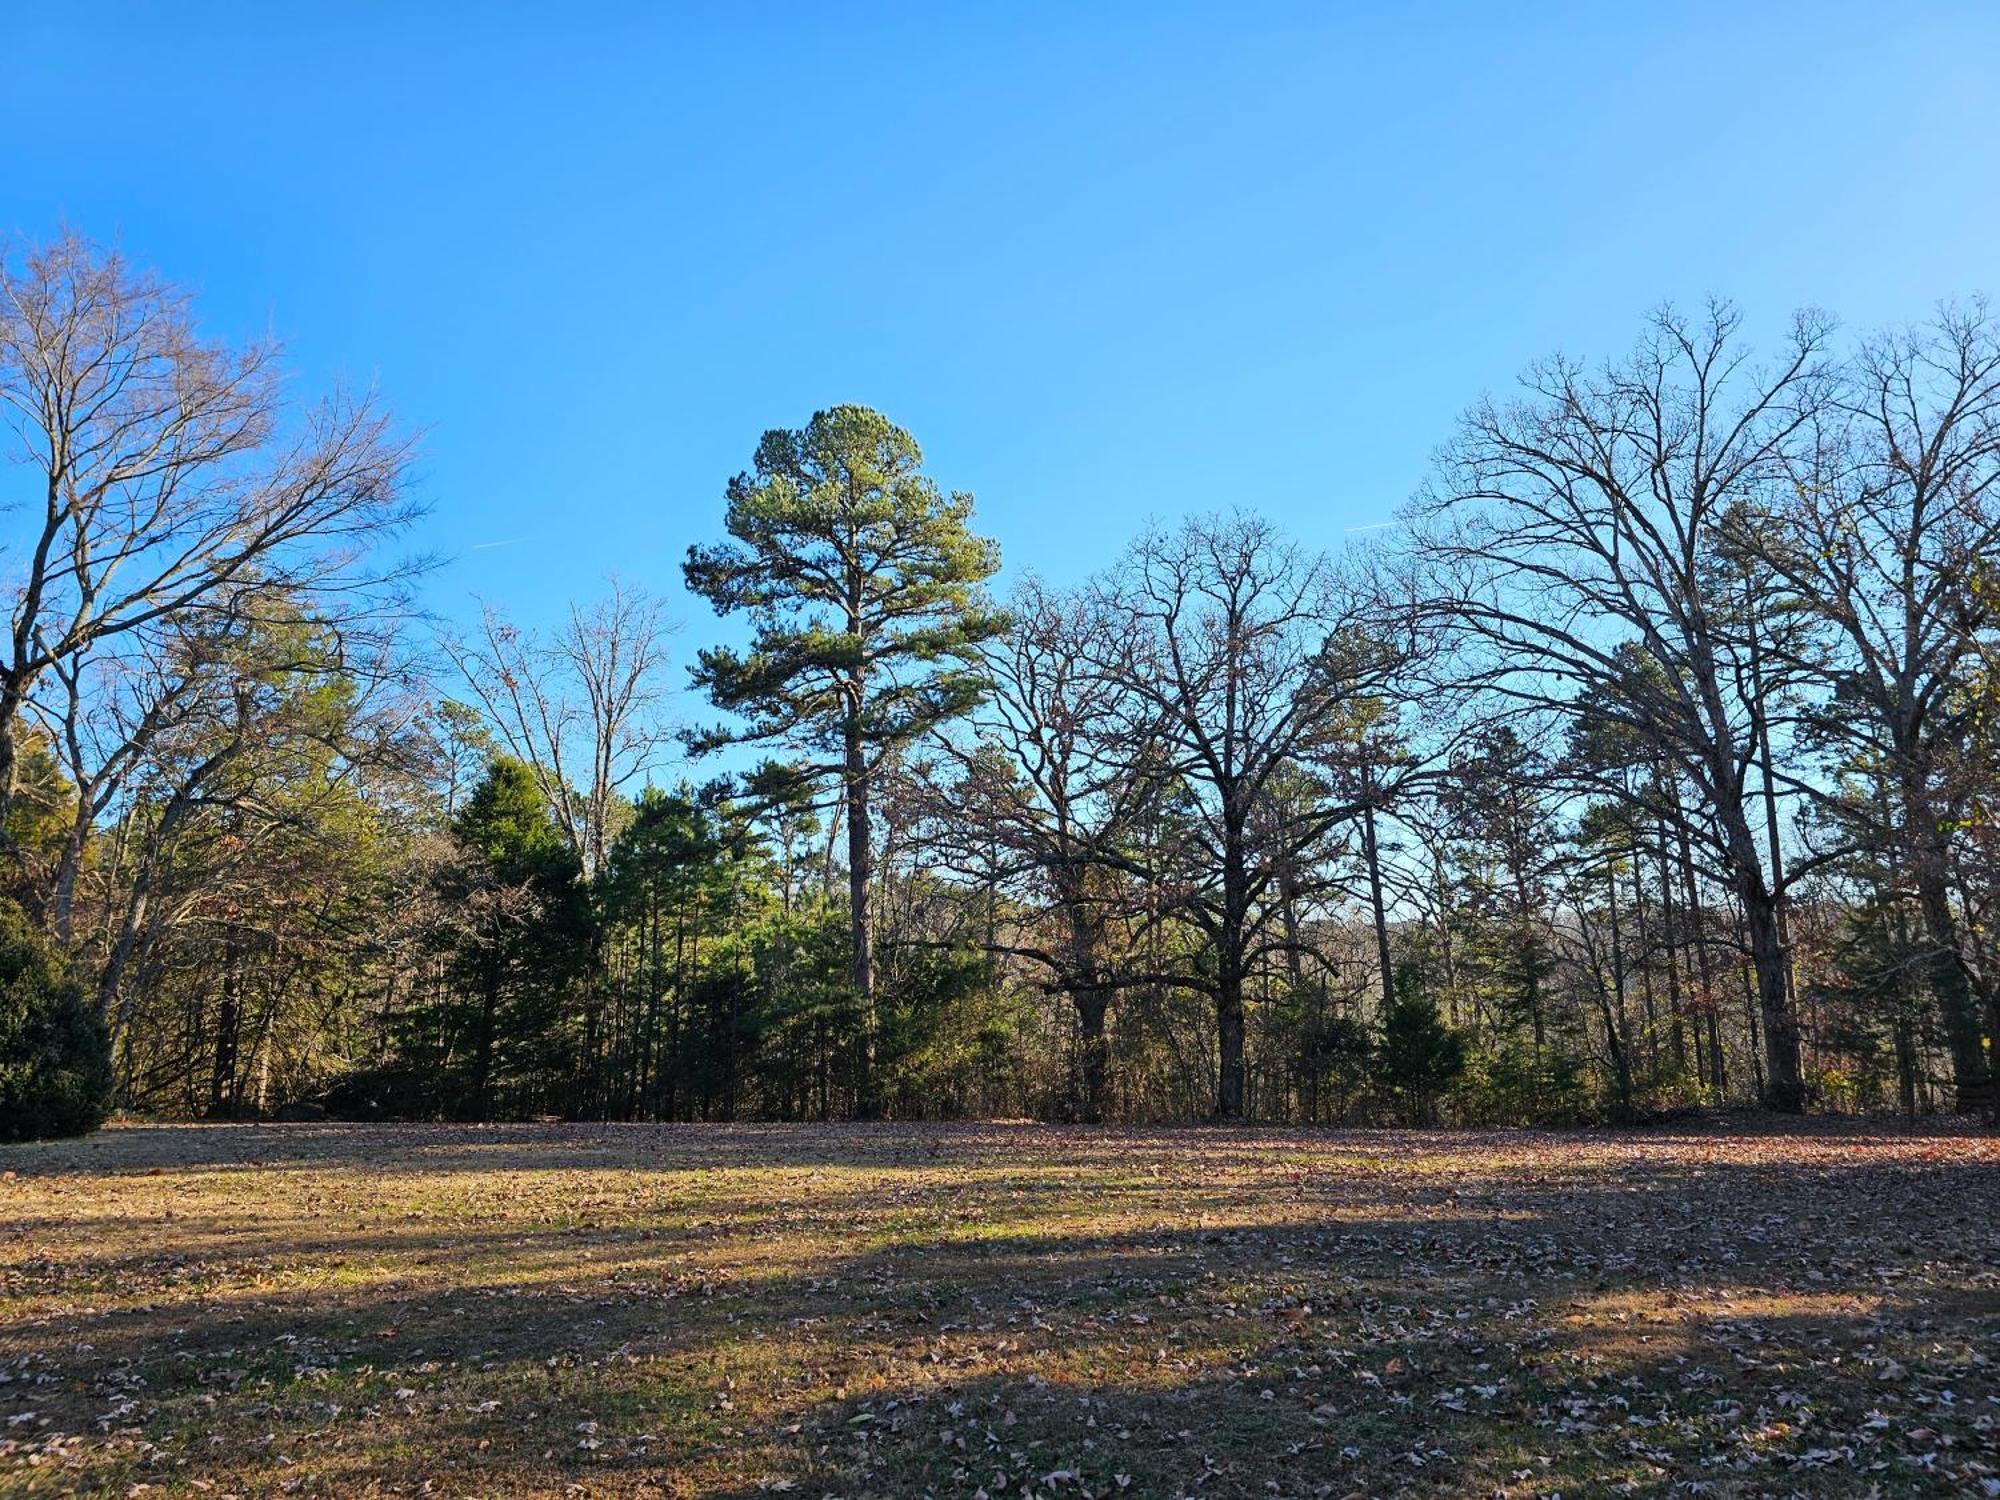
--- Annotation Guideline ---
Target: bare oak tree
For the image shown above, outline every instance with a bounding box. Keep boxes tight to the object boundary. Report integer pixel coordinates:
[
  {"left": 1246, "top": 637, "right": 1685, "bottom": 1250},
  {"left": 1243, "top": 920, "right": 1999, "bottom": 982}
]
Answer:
[
  {"left": 912, "top": 577, "right": 1161, "bottom": 1121},
  {"left": 1412, "top": 302, "right": 1833, "bottom": 1111},
  {"left": 1748, "top": 304, "right": 2000, "bottom": 1108},
  {"left": 1090, "top": 513, "right": 1416, "bottom": 1118}
]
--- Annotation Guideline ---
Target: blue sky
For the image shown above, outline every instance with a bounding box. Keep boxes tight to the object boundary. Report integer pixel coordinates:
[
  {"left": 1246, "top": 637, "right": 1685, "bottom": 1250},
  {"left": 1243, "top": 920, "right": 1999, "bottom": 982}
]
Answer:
[{"left": 7, "top": 4, "right": 1999, "bottom": 696}]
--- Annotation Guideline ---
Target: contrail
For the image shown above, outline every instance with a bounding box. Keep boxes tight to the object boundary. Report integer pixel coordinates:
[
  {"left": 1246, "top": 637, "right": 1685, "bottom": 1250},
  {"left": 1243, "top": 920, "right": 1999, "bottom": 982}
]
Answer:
[
  {"left": 469, "top": 538, "right": 524, "bottom": 551},
  {"left": 1343, "top": 521, "right": 1395, "bottom": 533}
]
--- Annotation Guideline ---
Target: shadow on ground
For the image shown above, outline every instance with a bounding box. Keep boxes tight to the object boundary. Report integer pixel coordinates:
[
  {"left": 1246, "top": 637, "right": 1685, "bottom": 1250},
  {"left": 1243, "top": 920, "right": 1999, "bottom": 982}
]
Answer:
[{"left": 2, "top": 1121, "right": 1994, "bottom": 1497}]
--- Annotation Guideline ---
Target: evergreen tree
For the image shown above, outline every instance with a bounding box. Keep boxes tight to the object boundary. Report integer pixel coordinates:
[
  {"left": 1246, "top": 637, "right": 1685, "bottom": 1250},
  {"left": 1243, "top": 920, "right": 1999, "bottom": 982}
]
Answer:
[
  {"left": 684, "top": 406, "right": 1005, "bottom": 1112},
  {"left": 0, "top": 898, "right": 112, "bottom": 1140},
  {"left": 600, "top": 783, "right": 743, "bottom": 1118},
  {"left": 443, "top": 758, "right": 591, "bottom": 1120},
  {"left": 1375, "top": 961, "right": 1466, "bottom": 1125}
]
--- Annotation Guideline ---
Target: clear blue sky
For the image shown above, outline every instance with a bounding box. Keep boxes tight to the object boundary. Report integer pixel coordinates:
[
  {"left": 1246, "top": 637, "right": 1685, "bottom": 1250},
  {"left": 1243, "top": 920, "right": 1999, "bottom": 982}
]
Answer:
[{"left": 7, "top": 4, "right": 1999, "bottom": 677}]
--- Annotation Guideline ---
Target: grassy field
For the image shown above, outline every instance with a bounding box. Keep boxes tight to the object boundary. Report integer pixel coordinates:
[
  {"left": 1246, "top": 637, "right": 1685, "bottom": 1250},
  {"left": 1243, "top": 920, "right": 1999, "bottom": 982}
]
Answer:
[{"left": 1, "top": 1121, "right": 1995, "bottom": 1498}]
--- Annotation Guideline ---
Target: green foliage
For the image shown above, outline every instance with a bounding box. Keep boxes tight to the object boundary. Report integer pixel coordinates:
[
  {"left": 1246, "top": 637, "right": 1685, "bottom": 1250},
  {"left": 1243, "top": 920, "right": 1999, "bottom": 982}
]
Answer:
[
  {"left": 0, "top": 900, "right": 112, "bottom": 1141},
  {"left": 455, "top": 757, "right": 574, "bottom": 872},
  {"left": 414, "top": 757, "right": 593, "bottom": 1120},
  {"left": 735, "top": 905, "right": 870, "bottom": 1119},
  {"left": 1808, "top": 895, "right": 1930, "bottom": 1115},
  {"left": 1455, "top": 1033, "right": 1596, "bottom": 1127},
  {"left": 683, "top": 405, "right": 1007, "bottom": 765},
  {"left": 684, "top": 405, "right": 1008, "bottom": 1115},
  {"left": 1374, "top": 962, "right": 1467, "bottom": 1125},
  {"left": 879, "top": 944, "right": 1023, "bottom": 1118},
  {"left": 1299, "top": 1010, "right": 1373, "bottom": 1121},
  {"left": 4, "top": 737, "right": 74, "bottom": 866}
]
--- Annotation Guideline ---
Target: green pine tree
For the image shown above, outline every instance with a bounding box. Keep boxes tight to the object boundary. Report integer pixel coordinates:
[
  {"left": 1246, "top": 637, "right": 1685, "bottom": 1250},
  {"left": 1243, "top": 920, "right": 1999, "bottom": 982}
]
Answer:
[
  {"left": 684, "top": 406, "right": 1005, "bottom": 1113},
  {"left": 447, "top": 758, "right": 591, "bottom": 1120},
  {"left": 1376, "top": 961, "right": 1467, "bottom": 1126}
]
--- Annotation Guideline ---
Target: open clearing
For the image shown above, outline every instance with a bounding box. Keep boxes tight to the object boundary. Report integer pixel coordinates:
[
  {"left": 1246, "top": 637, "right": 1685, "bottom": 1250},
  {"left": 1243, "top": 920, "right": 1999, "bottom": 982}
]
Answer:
[{"left": 1, "top": 1123, "right": 1996, "bottom": 1498}]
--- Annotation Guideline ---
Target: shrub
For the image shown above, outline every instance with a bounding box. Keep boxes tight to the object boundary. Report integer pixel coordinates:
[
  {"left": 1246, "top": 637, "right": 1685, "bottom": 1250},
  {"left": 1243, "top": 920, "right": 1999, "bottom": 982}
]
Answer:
[
  {"left": 321, "top": 1059, "right": 448, "bottom": 1121},
  {"left": 0, "top": 901, "right": 113, "bottom": 1141}
]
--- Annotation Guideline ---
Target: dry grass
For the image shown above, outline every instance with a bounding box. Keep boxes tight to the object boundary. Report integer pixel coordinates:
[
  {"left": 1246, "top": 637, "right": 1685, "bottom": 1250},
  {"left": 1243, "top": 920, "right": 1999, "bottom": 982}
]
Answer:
[{"left": 2, "top": 1120, "right": 1996, "bottom": 1498}]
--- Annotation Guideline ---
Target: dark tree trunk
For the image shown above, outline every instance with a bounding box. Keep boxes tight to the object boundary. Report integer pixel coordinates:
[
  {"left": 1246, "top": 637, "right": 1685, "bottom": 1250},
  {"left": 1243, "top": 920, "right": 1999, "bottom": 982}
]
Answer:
[
  {"left": 1674, "top": 820, "right": 1726, "bottom": 1094},
  {"left": 1911, "top": 856, "right": 1990, "bottom": 1113},
  {"left": 845, "top": 716, "right": 878, "bottom": 1117},
  {"left": 1894, "top": 1012, "right": 1919, "bottom": 1123},
  {"left": 1630, "top": 850, "right": 1659, "bottom": 1070},
  {"left": 1213, "top": 791, "right": 1251, "bottom": 1120},
  {"left": 1740, "top": 882, "right": 1803, "bottom": 1111},
  {"left": 1362, "top": 799, "right": 1394, "bottom": 1012},
  {"left": 1586, "top": 902, "right": 1634, "bottom": 1117},
  {"left": 1075, "top": 986, "right": 1110, "bottom": 1124},
  {"left": 0, "top": 669, "right": 26, "bottom": 836},
  {"left": 1215, "top": 959, "right": 1246, "bottom": 1119},
  {"left": 471, "top": 936, "right": 501, "bottom": 1123},
  {"left": 208, "top": 946, "right": 241, "bottom": 1118},
  {"left": 1654, "top": 831, "right": 1689, "bottom": 1080}
]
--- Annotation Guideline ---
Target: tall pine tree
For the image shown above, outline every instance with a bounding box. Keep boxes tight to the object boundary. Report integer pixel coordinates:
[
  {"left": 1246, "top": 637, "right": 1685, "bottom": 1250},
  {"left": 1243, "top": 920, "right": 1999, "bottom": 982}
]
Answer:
[{"left": 684, "top": 406, "right": 1004, "bottom": 1113}]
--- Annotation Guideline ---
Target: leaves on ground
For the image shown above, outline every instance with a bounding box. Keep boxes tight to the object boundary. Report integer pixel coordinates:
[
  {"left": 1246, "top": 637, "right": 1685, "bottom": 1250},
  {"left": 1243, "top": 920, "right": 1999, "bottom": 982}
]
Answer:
[{"left": 0, "top": 1120, "right": 1995, "bottom": 1497}]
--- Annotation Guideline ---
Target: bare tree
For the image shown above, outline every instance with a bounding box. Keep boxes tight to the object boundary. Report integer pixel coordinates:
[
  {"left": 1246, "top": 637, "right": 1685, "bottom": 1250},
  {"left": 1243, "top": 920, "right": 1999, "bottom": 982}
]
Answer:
[
  {"left": 1089, "top": 513, "right": 1417, "bottom": 1118},
  {"left": 911, "top": 577, "right": 1161, "bottom": 1121},
  {"left": 1412, "top": 302, "right": 1835, "bottom": 1111},
  {"left": 1746, "top": 304, "right": 2000, "bottom": 1109},
  {"left": 439, "top": 579, "right": 675, "bottom": 880},
  {"left": 90, "top": 607, "right": 398, "bottom": 1033},
  {"left": 0, "top": 231, "right": 421, "bottom": 836},
  {"left": 31, "top": 626, "right": 213, "bottom": 942}
]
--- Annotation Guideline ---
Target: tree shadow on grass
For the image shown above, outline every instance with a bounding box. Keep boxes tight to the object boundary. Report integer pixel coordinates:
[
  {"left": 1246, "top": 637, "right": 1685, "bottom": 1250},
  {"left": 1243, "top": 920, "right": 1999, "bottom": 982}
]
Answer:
[
  {"left": 10, "top": 1114, "right": 1990, "bottom": 1180},
  {"left": 2, "top": 1124, "right": 1995, "bottom": 1497}
]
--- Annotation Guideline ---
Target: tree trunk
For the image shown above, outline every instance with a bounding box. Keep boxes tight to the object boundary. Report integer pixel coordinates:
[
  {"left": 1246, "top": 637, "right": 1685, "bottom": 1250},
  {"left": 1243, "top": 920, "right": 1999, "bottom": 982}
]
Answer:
[
  {"left": 1737, "top": 943, "right": 1765, "bottom": 1101},
  {"left": 845, "top": 717, "right": 877, "bottom": 1117},
  {"left": 1675, "top": 819, "right": 1726, "bottom": 1094},
  {"left": 1911, "top": 855, "right": 1990, "bottom": 1113},
  {"left": 471, "top": 916, "right": 501, "bottom": 1123},
  {"left": 208, "top": 945, "right": 242, "bottom": 1118},
  {"left": 1585, "top": 896, "right": 1634, "bottom": 1117},
  {"left": 0, "top": 672, "right": 24, "bottom": 836},
  {"left": 1740, "top": 882, "right": 1803, "bottom": 1111},
  {"left": 1654, "top": 830, "right": 1689, "bottom": 1080},
  {"left": 1215, "top": 959, "right": 1246, "bottom": 1119},
  {"left": 1747, "top": 589, "right": 1802, "bottom": 1026},
  {"left": 1894, "top": 1012, "right": 1919, "bottom": 1123},
  {"left": 1075, "top": 986, "right": 1110, "bottom": 1124},
  {"left": 1362, "top": 799, "right": 1394, "bottom": 1011},
  {"left": 1215, "top": 789, "right": 1251, "bottom": 1120},
  {"left": 97, "top": 830, "right": 173, "bottom": 1030},
  {"left": 1630, "top": 849, "right": 1659, "bottom": 1070},
  {"left": 51, "top": 805, "right": 93, "bottom": 944}
]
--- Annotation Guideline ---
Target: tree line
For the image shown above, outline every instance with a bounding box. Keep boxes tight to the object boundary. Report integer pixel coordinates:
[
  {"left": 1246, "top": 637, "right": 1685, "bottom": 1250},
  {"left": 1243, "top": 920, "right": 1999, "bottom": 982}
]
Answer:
[{"left": 2, "top": 232, "right": 1995, "bottom": 1136}]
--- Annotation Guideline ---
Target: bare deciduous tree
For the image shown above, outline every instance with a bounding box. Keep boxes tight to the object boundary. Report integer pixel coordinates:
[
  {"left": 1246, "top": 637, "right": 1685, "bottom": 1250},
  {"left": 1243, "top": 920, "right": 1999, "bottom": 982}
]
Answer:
[
  {"left": 0, "top": 231, "right": 422, "bottom": 835},
  {"left": 1090, "top": 512, "right": 1416, "bottom": 1118},
  {"left": 1412, "top": 302, "right": 1834, "bottom": 1111},
  {"left": 439, "top": 579, "right": 675, "bottom": 879},
  {"left": 1748, "top": 304, "right": 2000, "bottom": 1108},
  {"left": 912, "top": 577, "right": 1161, "bottom": 1121}
]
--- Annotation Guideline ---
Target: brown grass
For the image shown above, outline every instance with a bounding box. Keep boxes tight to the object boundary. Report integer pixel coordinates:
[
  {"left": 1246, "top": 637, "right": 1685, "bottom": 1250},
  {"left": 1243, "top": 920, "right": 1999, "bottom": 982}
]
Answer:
[{"left": 2, "top": 1120, "right": 1995, "bottom": 1497}]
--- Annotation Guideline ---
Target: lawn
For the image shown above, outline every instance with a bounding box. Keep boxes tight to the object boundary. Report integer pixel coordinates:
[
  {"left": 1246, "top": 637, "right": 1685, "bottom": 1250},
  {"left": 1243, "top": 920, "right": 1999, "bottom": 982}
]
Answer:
[{"left": 1, "top": 1121, "right": 1995, "bottom": 1498}]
